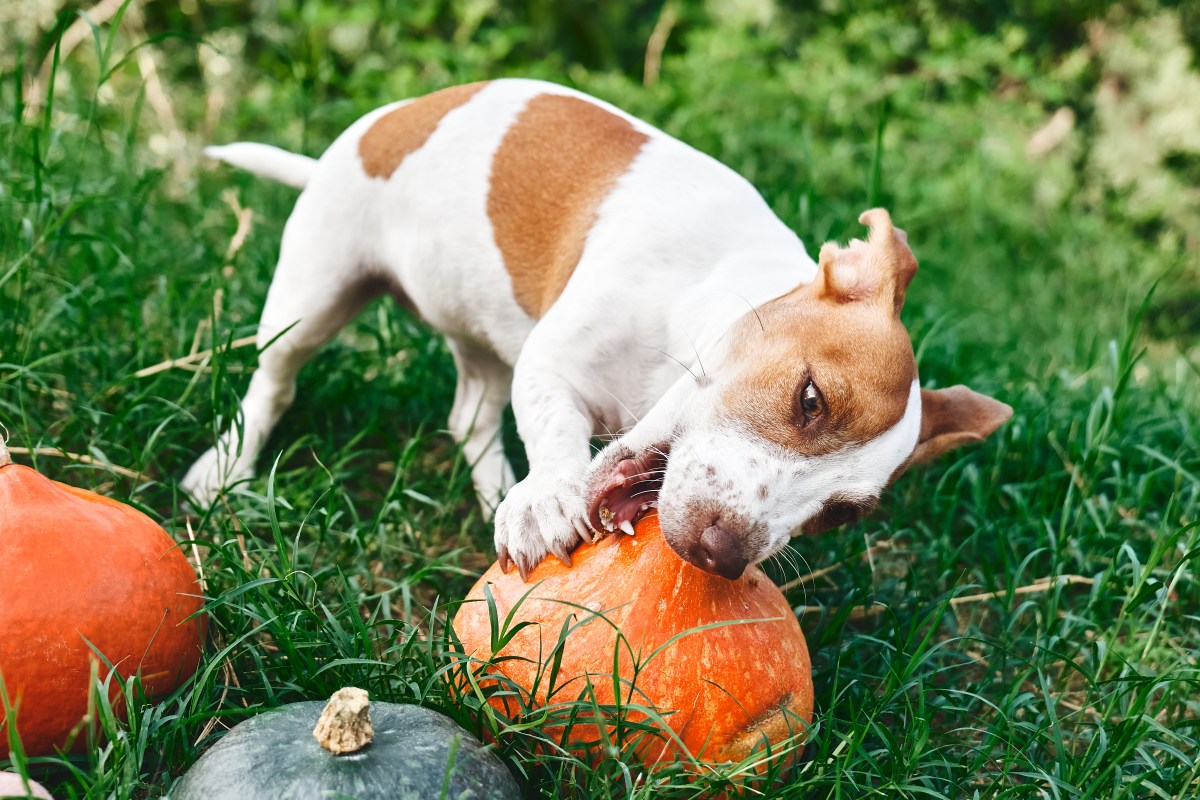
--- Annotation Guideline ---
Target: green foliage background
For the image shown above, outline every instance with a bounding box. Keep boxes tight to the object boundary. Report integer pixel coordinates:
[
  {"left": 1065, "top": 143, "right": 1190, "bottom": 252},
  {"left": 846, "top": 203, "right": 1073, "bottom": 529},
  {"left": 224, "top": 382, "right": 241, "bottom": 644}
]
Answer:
[{"left": 1, "top": 0, "right": 1199, "bottom": 797}]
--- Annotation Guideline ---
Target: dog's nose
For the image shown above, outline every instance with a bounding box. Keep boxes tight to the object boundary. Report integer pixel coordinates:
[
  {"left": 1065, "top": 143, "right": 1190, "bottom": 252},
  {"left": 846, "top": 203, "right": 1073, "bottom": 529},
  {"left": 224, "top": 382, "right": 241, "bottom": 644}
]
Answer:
[{"left": 689, "top": 524, "right": 750, "bottom": 580}]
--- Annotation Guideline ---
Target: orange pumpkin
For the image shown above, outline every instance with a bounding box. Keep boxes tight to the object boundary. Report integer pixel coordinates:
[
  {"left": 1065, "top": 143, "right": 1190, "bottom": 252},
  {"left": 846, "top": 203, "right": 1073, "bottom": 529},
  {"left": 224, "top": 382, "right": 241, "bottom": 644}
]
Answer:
[
  {"left": 453, "top": 512, "right": 813, "bottom": 767},
  {"left": 0, "top": 441, "right": 206, "bottom": 755}
]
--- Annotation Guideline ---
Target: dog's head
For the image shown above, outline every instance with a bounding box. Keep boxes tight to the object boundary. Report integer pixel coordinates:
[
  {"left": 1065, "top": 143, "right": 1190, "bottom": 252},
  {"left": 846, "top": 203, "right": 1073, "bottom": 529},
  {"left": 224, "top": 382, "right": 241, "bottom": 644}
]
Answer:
[{"left": 586, "top": 209, "right": 1011, "bottom": 579}]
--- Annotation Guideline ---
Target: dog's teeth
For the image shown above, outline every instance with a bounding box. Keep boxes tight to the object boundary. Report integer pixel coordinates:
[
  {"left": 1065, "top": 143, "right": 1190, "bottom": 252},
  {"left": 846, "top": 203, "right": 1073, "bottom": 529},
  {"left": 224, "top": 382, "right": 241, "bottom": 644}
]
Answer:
[
  {"left": 605, "top": 520, "right": 615, "bottom": 533},
  {"left": 619, "top": 520, "right": 635, "bottom": 536}
]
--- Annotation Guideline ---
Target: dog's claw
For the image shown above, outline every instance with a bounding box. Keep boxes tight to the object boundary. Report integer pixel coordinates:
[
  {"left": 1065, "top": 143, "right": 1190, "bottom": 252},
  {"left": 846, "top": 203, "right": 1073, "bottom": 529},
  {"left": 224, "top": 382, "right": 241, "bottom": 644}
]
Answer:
[
  {"left": 550, "top": 541, "right": 574, "bottom": 567},
  {"left": 572, "top": 516, "right": 595, "bottom": 544},
  {"left": 497, "top": 545, "right": 512, "bottom": 574},
  {"left": 516, "top": 555, "right": 533, "bottom": 582}
]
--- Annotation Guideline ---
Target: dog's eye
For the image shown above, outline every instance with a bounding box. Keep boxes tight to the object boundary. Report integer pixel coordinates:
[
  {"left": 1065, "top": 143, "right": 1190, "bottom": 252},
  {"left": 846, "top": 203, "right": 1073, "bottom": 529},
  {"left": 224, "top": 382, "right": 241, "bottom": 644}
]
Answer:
[{"left": 795, "top": 379, "right": 825, "bottom": 426}]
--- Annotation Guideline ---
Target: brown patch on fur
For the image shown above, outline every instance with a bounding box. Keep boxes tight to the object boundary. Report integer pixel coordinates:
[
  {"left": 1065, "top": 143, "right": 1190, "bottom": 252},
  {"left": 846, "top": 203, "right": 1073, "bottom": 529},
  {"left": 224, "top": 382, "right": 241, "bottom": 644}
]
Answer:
[
  {"left": 489, "top": 93, "right": 649, "bottom": 317},
  {"left": 720, "top": 210, "right": 922, "bottom": 456},
  {"left": 358, "top": 82, "right": 488, "bottom": 178},
  {"left": 722, "top": 290, "right": 917, "bottom": 457},
  {"left": 885, "top": 386, "right": 1013, "bottom": 484},
  {"left": 909, "top": 386, "right": 1013, "bottom": 464}
]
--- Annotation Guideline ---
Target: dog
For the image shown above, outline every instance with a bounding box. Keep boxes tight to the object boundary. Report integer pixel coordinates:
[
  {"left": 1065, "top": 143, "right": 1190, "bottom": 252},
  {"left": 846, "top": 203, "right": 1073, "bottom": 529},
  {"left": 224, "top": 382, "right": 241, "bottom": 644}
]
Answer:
[{"left": 183, "top": 78, "right": 1012, "bottom": 581}]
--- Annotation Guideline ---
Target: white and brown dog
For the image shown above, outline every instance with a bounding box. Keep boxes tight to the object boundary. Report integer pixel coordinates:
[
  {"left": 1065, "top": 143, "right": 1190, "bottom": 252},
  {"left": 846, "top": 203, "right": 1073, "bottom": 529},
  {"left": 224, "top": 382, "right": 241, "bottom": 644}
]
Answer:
[{"left": 183, "top": 79, "right": 1011, "bottom": 580}]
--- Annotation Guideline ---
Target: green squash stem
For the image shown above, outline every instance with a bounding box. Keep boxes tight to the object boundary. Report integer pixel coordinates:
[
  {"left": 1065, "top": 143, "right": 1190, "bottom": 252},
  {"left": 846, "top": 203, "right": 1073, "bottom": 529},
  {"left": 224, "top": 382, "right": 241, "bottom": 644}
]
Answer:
[{"left": 313, "top": 688, "right": 374, "bottom": 755}]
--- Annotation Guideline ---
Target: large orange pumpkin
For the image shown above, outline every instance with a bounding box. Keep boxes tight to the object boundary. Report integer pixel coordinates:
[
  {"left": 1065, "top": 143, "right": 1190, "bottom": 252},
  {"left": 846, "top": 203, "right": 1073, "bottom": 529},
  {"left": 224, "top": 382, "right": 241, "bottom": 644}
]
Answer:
[
  {"left": 453, "top": 512, "right": 813, "bottom": 767},
  {"left": 0, "top": 441, "right": 206, "bottom": 755}
]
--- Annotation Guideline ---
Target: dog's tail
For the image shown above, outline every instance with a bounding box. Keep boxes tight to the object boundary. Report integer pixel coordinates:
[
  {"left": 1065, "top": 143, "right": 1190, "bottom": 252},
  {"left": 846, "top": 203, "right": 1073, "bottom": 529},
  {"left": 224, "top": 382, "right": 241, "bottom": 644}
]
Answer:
[{"left": 203, "top": 143, "right": 316, "bottom": 189}]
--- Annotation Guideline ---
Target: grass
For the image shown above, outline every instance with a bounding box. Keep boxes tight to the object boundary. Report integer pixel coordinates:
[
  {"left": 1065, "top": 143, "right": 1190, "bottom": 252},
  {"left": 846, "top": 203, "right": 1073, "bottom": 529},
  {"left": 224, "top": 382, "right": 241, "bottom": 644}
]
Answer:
[{"left": 2, "top": 2, "right": 1199, "bottom": 798}]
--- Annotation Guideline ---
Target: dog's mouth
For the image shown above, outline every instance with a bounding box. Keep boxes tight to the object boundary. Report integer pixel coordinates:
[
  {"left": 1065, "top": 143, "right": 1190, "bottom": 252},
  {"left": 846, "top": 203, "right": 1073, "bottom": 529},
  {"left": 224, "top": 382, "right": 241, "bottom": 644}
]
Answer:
[{"left": 587, "top": 444, "right": 671, "bottom": 536}]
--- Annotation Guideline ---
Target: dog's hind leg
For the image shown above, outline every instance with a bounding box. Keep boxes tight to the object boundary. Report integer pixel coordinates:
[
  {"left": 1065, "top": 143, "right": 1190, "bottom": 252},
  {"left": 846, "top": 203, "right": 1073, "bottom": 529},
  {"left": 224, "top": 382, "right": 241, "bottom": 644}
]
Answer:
[
  {"left": 182, "top": 202, "right": 382, "bottom": 506},
  {"left": 446, "top": 340, "right": 515, "bottom": 517}
]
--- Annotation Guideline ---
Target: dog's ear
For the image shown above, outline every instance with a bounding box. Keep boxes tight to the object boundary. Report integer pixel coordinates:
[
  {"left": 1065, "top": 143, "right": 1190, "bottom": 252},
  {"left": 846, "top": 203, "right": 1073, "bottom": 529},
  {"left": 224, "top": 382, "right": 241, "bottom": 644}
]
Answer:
[
  {"left": 908, "top": 385, "right": 1012, "bottom": 465},
  {"left": 815, "top": 208, "right": 917, "bottom": 315}
]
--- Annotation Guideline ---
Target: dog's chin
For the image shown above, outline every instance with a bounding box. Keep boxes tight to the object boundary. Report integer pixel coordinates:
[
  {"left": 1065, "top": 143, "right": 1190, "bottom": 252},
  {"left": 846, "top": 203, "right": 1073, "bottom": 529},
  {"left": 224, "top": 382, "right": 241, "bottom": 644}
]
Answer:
[
  {"left": 651, "top": 501, "right": 696, "bottom": 564},
  {"left": 586, "top": 443, "right": 670, "bottom": 535}
]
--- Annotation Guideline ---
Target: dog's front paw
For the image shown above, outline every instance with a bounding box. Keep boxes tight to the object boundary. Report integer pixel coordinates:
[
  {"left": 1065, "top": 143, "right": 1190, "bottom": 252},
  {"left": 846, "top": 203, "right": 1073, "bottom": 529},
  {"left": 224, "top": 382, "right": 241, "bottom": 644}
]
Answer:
[
  {"left": 494, "top": 471, "right": 595, "bottom": 581},
  {"left": 180, "top": 444, "right": 253, "bottom": 508}
]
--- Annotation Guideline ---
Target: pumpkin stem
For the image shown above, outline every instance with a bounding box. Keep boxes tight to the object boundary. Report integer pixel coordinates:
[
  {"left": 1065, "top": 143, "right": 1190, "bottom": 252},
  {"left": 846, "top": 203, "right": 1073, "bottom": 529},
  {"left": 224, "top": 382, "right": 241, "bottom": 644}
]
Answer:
[
  {"left": 0, "top": 436, "right": 10, "bottom": 468},
  {"left": 313, "top": 687, "right": 374, "bottom": 755}
]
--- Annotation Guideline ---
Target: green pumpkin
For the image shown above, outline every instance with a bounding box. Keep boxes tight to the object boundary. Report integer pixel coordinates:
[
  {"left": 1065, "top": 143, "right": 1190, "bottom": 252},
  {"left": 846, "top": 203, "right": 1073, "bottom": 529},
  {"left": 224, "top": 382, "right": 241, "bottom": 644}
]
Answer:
[{"left": 172, "top": 689, "right": 519, "bottom": 800}]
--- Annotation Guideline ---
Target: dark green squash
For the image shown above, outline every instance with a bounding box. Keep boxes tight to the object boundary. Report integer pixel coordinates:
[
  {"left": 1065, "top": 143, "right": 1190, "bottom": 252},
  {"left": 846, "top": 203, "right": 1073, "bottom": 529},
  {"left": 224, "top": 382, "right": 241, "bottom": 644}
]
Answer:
[{"left": 171, "top": 688, "right": 519, "bottom": 800}]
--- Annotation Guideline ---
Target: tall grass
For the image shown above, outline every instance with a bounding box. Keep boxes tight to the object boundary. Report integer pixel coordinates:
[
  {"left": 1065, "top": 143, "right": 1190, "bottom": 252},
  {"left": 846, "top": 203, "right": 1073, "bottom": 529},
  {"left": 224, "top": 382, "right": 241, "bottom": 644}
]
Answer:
[{"left": 1, "top": 2, "right": 1198, "bottom": 798}]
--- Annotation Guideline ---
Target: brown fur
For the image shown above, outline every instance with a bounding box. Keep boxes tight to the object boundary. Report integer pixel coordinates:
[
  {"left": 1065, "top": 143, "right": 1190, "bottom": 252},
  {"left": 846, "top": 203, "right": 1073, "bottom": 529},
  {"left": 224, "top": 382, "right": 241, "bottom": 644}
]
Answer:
[
  {"left": 723, "top": 296, "right": 917, "bottom": 457},
  {"left": 909, "top": 385, "right": 1013, "bottom": 464},
  {"left": 722, "top": 205, "right": 1009, "bottom": 474},
  {"left": 488, "top": 93, "right": 649, "bottom": 318},
  {"left": 721, "top": 211, "right": 921, "bottom": 457},
  {"left": 358, "top": 82, "right": 488, "bottom": 178}
]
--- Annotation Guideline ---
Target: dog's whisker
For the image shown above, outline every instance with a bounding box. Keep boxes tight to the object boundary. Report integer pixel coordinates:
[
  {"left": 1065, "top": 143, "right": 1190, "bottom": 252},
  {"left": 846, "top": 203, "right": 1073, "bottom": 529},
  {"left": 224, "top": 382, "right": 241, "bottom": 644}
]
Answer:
[
  {"left": 591, "top": 382, "right": 643, "bottom": 428},
  {"left": 682, "top": 331, "right": 707, "bottom": 383},
  {"left": 722, "top": 288, "right": 766, "bottom": 334},
  {"left": 786, "top": 549, "right": 816, "bottom": 605},
  {"left": 622, "top": 468, "right": 667, "bottom": 483},
  {"left": 637, "top": 342, "right": 702, "bottom": 384}
]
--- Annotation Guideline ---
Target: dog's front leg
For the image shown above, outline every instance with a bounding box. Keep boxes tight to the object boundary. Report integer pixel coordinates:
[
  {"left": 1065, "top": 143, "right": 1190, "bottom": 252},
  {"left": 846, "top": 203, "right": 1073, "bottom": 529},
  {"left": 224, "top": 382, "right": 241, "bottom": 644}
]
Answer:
[{"left": 495, "top": 355, "right": 597, "bottom": 580}]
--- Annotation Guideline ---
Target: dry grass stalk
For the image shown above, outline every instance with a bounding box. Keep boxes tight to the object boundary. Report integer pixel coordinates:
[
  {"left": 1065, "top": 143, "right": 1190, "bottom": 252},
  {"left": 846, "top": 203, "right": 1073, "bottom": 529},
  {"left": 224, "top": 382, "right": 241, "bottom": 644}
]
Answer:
[
  {"left": 797, "top": 574, "right": 1095, "bottom": 620},
  {"left": 132, "top": 335, "right": 257, "bottom": 379},
  {"left": 5, "top": 445, "right": 150, "bottom": 481}
]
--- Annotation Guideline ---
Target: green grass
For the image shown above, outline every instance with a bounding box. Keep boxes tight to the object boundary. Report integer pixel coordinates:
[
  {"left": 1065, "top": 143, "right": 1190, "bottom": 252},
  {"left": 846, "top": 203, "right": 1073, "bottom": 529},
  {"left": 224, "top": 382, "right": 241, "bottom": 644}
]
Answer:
[{"left": 2, "top": 2, "right": 1199, "bottom": 798}]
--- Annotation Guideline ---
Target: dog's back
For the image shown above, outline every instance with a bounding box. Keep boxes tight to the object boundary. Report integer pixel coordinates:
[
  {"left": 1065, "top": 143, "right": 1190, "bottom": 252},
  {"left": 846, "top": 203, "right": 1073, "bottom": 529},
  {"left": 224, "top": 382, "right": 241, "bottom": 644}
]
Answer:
[{"left": 215, "top": 79, "right": 808, "bottom": 365}]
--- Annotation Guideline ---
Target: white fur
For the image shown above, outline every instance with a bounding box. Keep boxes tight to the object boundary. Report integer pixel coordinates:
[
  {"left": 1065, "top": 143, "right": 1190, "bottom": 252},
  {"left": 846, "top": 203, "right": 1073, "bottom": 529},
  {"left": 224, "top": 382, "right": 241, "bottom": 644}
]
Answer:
[
  {"left": 203, "top": 144, "right": 316, "bottom": 189},
  {"left": 183, "top": 78, "right": 914, "bottom": 575},
  {"left": 655, "top": 380, "right": 923, "bottom": 564}
]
